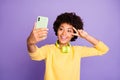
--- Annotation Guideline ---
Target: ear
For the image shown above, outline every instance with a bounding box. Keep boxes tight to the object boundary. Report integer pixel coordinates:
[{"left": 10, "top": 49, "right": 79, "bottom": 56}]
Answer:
[
  {"left": 71, "top": 32, "right": 75, "bottom": 38},
  {"left": 70, "top": 35, "right": 74, "bottom": 41},
  {"left": 72, "top": 35, "right": 74, "bottom": 38}
]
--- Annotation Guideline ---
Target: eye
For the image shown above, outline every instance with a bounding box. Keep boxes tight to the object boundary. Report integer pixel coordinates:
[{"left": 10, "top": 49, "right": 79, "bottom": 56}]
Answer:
[
  {"left": 58, "top": 27, "right": 63, "bottom": 31},
  {"left": 67, "top": 29, "right": 73, "bottom": 33}
]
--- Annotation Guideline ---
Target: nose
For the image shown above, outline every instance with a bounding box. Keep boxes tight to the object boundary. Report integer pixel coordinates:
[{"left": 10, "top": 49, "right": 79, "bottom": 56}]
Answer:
[{"left": 62, "top": 30, "right": 67, "bottom": 35}]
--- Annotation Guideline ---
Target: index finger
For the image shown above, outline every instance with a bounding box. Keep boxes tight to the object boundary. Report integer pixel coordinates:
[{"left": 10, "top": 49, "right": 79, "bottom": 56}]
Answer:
[
  {"left": 73, "top": 27, "right": 78, "bottom": 33},
  {"left": 72, "top": 27, "right": 79, "bottom": 36}
]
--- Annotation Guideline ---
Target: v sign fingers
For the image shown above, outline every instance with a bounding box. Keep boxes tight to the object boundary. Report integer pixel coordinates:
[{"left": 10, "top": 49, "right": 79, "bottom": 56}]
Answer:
[
  {"left": 71, "top": 27, "right": 88, "bottom": 39},
  {"left": 72, "top": 27, "right": 79, "bottom": 36}
]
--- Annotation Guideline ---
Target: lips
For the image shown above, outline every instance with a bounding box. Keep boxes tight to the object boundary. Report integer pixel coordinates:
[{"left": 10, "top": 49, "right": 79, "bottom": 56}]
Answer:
[{"left": 61, "top": 36, "right": 67, "bottom": 40}]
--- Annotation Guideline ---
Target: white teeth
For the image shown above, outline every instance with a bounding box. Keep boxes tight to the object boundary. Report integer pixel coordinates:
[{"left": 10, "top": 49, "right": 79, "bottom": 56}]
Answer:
[{"left": 61, "top": 36, "right": 67, "bottom": 39}]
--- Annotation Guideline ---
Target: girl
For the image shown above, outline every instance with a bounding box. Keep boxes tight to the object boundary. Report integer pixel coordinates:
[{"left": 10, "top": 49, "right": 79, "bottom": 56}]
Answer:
[{"left": 27, "top": 12, "right": 109, "bottom": 80}]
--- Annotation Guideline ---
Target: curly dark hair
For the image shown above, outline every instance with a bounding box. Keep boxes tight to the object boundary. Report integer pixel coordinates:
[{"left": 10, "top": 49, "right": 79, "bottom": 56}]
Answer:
[{"left": 53, "top": 12, "right": 84, "bottom": 41}]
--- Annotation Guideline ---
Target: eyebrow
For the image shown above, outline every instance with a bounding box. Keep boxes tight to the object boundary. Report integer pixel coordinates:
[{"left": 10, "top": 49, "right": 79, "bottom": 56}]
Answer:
[
  {"left": 59, "top": 26, "right": 73, "bottom": 29},
  {"left": 67, "top": 27, "right": 74, "bottom": 30}
]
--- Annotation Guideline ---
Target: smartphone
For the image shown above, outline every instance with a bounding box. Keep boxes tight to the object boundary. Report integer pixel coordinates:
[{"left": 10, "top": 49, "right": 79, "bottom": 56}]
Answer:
[{"left": 36, "top": 16, "right": 48, "bottom": 28}]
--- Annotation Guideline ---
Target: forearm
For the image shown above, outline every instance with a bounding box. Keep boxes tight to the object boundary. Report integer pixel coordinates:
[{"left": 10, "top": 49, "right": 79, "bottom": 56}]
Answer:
[
  {"left": 84, "top": 34, "right": 99, "bottom": 46},
  {"left": 27, "top": 38, "right": 37, "bottom": 53},
  {"left": 27, "top": 44, "right": 37, "bottom": 53},
  {"left": 76, "top": 29, "right": 99, "bottom": 45}
]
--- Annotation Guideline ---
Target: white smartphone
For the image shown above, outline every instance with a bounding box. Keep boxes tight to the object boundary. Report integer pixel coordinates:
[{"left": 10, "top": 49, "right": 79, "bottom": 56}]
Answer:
[{"left": 36, "top": 16, "right": 48, "bottom": 28}]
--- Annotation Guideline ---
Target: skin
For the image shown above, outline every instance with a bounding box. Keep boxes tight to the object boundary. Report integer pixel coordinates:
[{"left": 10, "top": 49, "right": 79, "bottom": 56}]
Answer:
[
  {"left": 57, "top": 23, "right": 74, "bottom": 47},
  {"left": 27, "top": 22, "right": 48, "bottom": 52},
  {"left": 27, "top": 22, "right": 99, "bottom": 53}
]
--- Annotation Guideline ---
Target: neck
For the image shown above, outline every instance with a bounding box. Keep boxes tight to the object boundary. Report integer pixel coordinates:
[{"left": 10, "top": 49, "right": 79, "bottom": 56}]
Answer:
[
  {"left": 57, "top": 41, "right": 69, "bottom": 48},
  {"left": 59, "top": 44, "right": 68, "bottom": 48}
]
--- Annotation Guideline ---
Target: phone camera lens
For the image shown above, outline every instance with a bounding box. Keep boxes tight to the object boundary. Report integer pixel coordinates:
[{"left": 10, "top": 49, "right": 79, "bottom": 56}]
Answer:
[{"left": 38, "top": 17, "right": 40, "bottom": 21}]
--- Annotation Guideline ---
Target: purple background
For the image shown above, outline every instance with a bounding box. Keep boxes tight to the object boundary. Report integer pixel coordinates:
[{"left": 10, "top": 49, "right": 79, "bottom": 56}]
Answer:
[{"left": 0, "top": 0, "right": 120, "bottom": 80}]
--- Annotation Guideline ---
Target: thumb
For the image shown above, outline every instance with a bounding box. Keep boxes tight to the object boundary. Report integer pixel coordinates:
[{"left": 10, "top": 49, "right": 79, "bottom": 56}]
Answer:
[{"left": 33, "top": 22, "right": 37, "bottom": 30}]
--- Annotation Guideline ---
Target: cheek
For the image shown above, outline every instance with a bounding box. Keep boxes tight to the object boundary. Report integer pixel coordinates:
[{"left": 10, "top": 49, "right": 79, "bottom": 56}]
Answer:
[
  {"left": 57, "top": 31, "right": 61, "bottom": 36},
  {"left": 68, "top": 34, "right": 73, "bottom": 39},
  {"left": 57, "top": 32, "right": 62, "bottom": 38}
]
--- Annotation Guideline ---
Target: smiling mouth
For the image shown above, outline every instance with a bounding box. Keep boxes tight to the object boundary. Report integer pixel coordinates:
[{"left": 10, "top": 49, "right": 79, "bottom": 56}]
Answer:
[{"left": 61, "top": 36, "right": 67, "bottom": 40}]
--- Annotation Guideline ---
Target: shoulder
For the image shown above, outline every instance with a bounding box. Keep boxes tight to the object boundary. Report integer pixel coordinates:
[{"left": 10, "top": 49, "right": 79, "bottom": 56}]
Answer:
[
  {"left": 72, "top": 45, "right": 83, "bottom": 48},
  {"left": 44, "top": 44, "right": 55, "bottom": 47},
  {"left": 72, "top": 45, "right": 91, "bottom": 51},
  {"left": 40, "top": 44, "right": 56, "bottom": 49}
]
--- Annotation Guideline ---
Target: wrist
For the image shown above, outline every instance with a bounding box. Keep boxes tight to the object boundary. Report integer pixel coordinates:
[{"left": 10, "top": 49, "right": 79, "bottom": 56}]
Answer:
[
  {"left": 83, "top": 33, "right": 89, "bottom": 39},
  {"left": 27, "top": 37, "right": 35, "bottom": 46},
  {"left": 84, "top": 34, "right": 99, "bottom": 45}
]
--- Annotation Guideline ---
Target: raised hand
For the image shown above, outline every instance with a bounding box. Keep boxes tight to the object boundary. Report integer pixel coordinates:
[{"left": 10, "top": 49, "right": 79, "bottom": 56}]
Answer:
[
  {"left": 72, "top": 27, "right": 88, "bottom": 39},
  {"left": 27, "top": 22, "right": 49, "bottom": 45}
]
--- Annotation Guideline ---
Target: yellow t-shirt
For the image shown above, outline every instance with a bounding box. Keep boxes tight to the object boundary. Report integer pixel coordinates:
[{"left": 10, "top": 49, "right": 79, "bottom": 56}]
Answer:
[{"left": 29, "top": 41, "right": 109, "bottom": 80}]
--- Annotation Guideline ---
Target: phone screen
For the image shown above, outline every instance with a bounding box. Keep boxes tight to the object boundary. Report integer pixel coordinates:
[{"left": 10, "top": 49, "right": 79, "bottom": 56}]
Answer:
[{"left": 36, "top": 16, "right": 48, "bottom": 28}]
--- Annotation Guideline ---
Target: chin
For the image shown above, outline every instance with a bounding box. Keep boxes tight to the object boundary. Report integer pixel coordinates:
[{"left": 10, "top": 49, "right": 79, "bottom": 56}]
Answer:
[{"left": 59, "top": 40, "right": 69, "bottom": 44}]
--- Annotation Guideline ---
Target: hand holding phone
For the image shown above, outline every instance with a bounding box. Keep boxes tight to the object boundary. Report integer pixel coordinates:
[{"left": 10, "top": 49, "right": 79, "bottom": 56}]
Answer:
[{"left": 36, "top": 16, "right": 48, "bottom": 29}]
